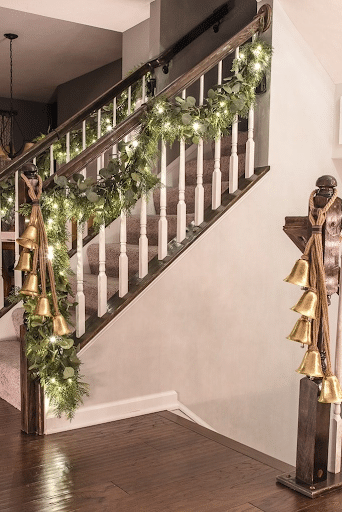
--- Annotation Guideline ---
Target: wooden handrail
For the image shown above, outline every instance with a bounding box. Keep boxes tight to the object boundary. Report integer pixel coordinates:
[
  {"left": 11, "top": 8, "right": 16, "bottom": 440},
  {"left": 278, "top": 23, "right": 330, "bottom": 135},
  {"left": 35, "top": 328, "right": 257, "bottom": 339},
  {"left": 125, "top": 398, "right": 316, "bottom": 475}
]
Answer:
[
  {"left": 0, "top": 1, "right": 236, "bottom": 182},
  {"left": 43, "top": 4, "right": 272, "bottom": 187}
]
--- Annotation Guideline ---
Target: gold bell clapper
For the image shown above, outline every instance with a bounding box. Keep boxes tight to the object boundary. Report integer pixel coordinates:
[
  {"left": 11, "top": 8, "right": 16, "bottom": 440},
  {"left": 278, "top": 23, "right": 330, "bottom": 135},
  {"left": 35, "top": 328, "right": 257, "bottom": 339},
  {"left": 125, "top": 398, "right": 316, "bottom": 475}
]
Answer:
[
  {"left": 284, "top": 257, "right": 310, "bottom": 288},
  {"left": 20, "top": 272, "right": 39, "bottom": 296},
  {"left": 14, "top": 248, "right": 31, "bottom": 272},
  {"left": 296, "top": 348, "right": 324, "bottom": 378},
  {"left": 291, "top": 289, "right": 317, "bottom": 319},
  {"left": 318, "top": 374, "right": 342, "bottom": 404},
  {"left": 287, "top": 316, "right": 312, "bottom": 345},
  {"left": 16, "top": 222, "right": 38, "bottom": 250},
  {"left": 53, "top": 314, "right": 72, "bottom": 336},
  {"left": 35, "top": 295, "right": 52, "bottom": 317}
]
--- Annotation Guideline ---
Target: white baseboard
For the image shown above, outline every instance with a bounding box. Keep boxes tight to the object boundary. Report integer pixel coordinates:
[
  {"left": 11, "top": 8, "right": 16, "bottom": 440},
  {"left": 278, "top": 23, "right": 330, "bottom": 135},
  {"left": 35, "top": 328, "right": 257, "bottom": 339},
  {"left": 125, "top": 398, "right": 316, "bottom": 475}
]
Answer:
[
  {"left": 173, "top": 403, "right": 217, "bottom": 432},
  {"left": 45, "top": 390, "right": 179, "bottom": 434}
]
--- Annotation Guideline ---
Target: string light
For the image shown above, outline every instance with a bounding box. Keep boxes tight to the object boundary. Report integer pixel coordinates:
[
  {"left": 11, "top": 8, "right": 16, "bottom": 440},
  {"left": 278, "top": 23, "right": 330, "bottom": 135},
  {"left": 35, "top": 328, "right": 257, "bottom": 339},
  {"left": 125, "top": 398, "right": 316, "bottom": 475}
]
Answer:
[
  {"left": 157, "top": 106, "right": 164, "bottom": 114},
  {"left": 193, "top": 122, "right": 200, "bottom": 131},
  {"left": 132, "top": 140, "right": 139, "bottom": 148},
  {"left": 47, "top": 246, "right": 54, "bottom": 260},
  {"left": 254, "top": 63, "right": 261, "bottom": 71},
  {"left": 50, "top": 336, "right": 56, "bottom": 343}
]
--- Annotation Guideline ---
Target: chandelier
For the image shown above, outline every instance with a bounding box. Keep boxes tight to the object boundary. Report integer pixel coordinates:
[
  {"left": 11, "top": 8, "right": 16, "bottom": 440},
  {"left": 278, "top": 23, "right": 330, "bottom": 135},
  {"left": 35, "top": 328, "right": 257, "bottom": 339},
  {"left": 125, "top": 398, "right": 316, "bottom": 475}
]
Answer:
[{"left": 0, "top": 33, "right": 27, "bottom": 160}]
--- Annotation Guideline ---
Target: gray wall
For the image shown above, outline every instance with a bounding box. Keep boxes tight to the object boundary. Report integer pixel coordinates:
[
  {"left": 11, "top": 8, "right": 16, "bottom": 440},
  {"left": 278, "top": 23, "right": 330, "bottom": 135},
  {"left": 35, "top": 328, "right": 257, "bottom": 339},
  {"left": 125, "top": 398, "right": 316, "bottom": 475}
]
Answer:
[
  {"left": 122, "top": 19, "right": 150, "bottom": 78},
  {"left": 57, "top": 59, "right": 122, "bottom": 125},
  {"left": 0, "top": 97, "right": 51, "bottom": 151}
]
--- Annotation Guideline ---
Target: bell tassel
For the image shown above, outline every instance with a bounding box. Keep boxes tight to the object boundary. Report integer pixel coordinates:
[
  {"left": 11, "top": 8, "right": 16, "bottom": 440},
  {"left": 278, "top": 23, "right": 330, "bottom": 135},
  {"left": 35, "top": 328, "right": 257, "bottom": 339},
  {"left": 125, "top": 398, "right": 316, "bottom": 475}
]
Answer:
[
  {"left": 296, "top": 348, "right": 324, "bottom": 378},
  {"left": 35, "top": 295, "right": 52, "bottom": 317},
  {"left": 20, "top": 272, "right": 39, "bottom": 296},
  {"left": 53, "top": 314, "right": 72, "bottom": 336},
  {"left": 291, "top": 289, "right": 317, "bottom": 319},
  {"left": 284, "top": 257, "right": 310, "bottom": 288},
  {"left": 14, "top": 248, "right": 31, "bottom": 272},
  {"left": 287, "top": 316, "right": 312, "bottom": 345},
  {"left": 318, "top": 374, "right": 342, "bottom": 404}
]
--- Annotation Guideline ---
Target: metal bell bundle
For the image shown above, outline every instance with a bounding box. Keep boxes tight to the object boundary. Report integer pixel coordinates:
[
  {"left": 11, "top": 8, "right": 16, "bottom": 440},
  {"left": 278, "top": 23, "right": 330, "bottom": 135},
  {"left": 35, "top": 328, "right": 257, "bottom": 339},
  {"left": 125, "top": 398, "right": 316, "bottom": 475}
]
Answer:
[
  {"left": 287, "top": 316, "right": 311, "bottom": 345},
  {"left": 20, "top": 272, "right": 39, "bottom": 296},
  {"left": 284, "top": 257, "right": 310, "bottom": 288},
  {"left": 318, "top": 375, "right": 342, "bottom": 404},
  {"left": 291, "top": 289, "right": 317, "bottom": 319},
  {"left": 16, "top": 222, "right": 38, "bottom": 250},
  {"left": 296, "top": 348, "right": 324, "bottom": 378},
  {"left": 53, "top": 314, "right": 72, "bottom": 337},
  {"left": 35, "top": 295, "right": 52, "bottom": 317},
  {"left": 14, "top": 248, "right": 31, "bottom": 272}
]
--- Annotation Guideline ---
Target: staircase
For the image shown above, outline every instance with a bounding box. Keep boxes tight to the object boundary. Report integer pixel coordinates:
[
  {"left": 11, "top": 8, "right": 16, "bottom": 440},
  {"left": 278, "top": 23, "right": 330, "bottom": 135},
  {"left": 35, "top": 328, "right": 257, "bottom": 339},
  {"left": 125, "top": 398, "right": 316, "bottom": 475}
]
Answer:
[{"left": 0, "top": 5, "right": 272, "bottom": 429}]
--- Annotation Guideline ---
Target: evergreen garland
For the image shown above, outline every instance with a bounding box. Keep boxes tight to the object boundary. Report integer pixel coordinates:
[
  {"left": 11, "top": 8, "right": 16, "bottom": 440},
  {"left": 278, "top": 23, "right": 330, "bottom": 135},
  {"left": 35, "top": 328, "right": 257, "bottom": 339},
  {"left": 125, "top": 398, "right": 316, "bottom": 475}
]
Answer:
[{"left": 4, "top": 39, "right": 271, "bottom": 419}]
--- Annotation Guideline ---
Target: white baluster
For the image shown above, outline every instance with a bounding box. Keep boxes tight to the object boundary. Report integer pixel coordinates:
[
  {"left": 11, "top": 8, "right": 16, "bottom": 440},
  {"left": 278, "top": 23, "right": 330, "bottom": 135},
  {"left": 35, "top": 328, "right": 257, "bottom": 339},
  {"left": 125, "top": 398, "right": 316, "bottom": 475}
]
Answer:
[
  {"left": 128, "top": 86, "right": 132, "bottom": 115},
  {"left": 81, "top": 120, "right": 88, "bottom": 239},
  {"left": 65, "top": 133, "right": 72, "bottom": 251},
  {"left": 245, "top": 106, "right": 255, "bottom": 179},
  {"left": 49, "top": 144, "right": 54, "bottom": 176},
  {"left": 98, "top": 221, "right": 107, "bottom": 316},
  {"left": 0, "top": 203, "right": 4, "bottom": 308},
  {"left": 212, "top": 61, "right": 222, "bottom": 210},
  {"left": 328, "top": 252, "right": 342, "bottom": 473},
  {"left": 33, "top": 157, "right": 37, "bottom": 166},
  {"left": 195, "top": 74, "right": 205, "bottom": 226},
  {"left": 142, "top": 75, "right": 146, "bottom": 103},
  {"left": 139, "top": 195, "right": 148, "bottom": 279},
  {"left": 112, "top": 98, "right": 118, "bottom": 159},
  {"left": 177, "top": 89, "right": 187, "bottom": 243},
  {"left": 229, "top": 47, "right": 239, "bottom": 193},
  {"left": 75, "top": 221, "right": 85, "bottom": 337},
  {"left": 14, "top": 170, "right": 22, "bottom": 289},
  {"left": 119, "top": 205, "right": 128, "bottom": 297},
  {"left": 97, "top": 108, "right": 102, "bottom": 171},
  {"left": 158, "top": 141, "right": 168, "bottom": 260}
]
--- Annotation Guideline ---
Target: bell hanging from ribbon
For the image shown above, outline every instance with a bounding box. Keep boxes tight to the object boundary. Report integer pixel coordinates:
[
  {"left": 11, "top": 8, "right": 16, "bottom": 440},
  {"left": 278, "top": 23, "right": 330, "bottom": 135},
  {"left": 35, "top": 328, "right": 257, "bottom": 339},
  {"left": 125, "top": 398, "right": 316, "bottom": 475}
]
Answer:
[
  {"left": 35, "top": 295, "right": 52, "bottom": 317},
  {"left": 296, "top": 348, "right": 324, "bottom": 378},
  {"left": 284, "top": 257, "right": 310, "bottom": 288},
  {"left": 287, "top": 316, "right": 312, "bottom": 345},
  {"left": 291, "top": 289, "right": 317, "bottom": 319},
  {"left": 53, "top": 314, "right": 72, "bottom": 336},
  {"left": 318, "top": 375, "right": 342, "bottom": 403},
  {"left": 16, "top": 222, "right": 38, "bottom": 250},
  {"left": 20, "top": 272, "right": 39, "bottom": 296},
  {"left": 14, "top": 248, "right": 31, "bottom": 272}
]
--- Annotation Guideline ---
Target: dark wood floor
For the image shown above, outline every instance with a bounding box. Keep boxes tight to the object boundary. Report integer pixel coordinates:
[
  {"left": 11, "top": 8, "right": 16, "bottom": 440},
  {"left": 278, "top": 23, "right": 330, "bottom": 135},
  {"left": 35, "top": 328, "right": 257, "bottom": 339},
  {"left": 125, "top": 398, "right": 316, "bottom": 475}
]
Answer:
[{"left": 2, "top": 398, "right": 342, "bottom": 511}]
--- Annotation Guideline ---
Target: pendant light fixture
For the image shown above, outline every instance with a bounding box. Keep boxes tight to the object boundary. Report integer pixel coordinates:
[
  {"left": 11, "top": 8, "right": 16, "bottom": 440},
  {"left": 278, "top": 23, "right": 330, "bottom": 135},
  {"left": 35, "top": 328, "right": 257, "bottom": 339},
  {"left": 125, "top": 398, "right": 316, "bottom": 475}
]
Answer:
[{"left": 0, "top": 33, "right": 25, "bottom": 159}]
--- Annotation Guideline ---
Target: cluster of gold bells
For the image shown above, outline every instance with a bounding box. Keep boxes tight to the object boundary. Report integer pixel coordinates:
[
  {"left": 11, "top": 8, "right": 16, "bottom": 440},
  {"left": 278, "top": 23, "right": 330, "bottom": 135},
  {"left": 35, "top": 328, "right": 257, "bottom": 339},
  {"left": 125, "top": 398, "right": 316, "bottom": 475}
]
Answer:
[
  {"left": 15, "top": 174, "right": 71, "bottom": 337},
  {"left": 285, "top": 243, "right": 342, "bottom": 404}
]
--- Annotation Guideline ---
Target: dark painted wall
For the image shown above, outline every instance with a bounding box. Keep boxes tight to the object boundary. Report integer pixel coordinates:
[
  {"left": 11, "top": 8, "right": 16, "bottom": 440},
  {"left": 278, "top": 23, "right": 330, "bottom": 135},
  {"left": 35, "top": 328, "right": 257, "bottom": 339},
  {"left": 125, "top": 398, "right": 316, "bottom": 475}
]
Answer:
[
  {"left": 0, "top": 97, "right": 51, "bottom": 153},
  {"left": 56, "top": 59, "right": 122, "bottom": 124}
]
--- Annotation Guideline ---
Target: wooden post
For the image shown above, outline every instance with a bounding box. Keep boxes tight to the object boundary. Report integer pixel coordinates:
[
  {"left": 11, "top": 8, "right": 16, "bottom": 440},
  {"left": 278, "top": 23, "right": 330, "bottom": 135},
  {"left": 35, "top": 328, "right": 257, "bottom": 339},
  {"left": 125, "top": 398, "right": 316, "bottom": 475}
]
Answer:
[
  {"left": 277, "top": 175, "right": 342, "bottom": 498},
  {"left": 20, "top": 324, "right": 44, "bottom": 435}
]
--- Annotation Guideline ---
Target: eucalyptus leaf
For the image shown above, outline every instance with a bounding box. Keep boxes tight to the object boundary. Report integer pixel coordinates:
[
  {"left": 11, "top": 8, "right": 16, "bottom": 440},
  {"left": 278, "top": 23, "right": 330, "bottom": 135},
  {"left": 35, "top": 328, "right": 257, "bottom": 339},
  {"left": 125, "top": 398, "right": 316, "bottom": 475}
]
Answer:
[
  {"left": 63, "top": 367, "right": 75, "bottom": 379},
  {"left": 182, "top": 113, "right": 192, "bottom": 125},
  {"left": 208, "top": 89, "right": 216, "bottom": 99},
  {"left": 232, "top": 83, "right": 241, "bottom": 93},
  {"left": 57, "top": 338, "right": 74, "bottom": 350},
  {"left": 86, "top": 191, "right": 100, "bottom": 203},
  {"left": 131, "top": 172, "right": 140, "bottom": 182},
  {"left": 78, "top": 182, "right": 88, "bottom": 191},
  {"left": 186, "top": 96, "right": 196, "bottom": 107},
  {"left": 72, "top": 173, "right": 84, "bottom": 182}
]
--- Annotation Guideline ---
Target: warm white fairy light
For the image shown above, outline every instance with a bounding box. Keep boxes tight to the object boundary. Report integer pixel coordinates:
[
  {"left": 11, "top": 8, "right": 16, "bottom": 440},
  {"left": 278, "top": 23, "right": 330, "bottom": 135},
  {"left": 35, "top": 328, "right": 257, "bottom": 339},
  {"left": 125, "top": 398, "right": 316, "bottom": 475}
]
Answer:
[
  {"left": 193, "top": 122, "right": 200, "bottom": 131},
  {"left": 7, "top": 197, "right": 13, "bottom": 203},
  {"left": 216, "top": 112, "right": 220, "bottom": 117},
  {"left": 106, "top": 125, "right": 112, "bottom": 132},
  {"left": 239, "top": 53, "right": 245, "bottom": 59},
  {"left": 132, "top": 140, "right": 139, "bottom": 148},
  {"left": 48, "top": 218, "right": 53, "bottom": 225},
  {"left": 157, "top": 106, "right": 164, "bottom": 114},
  {"left": 163, "top": 122, "right": 170, "bottom": 129},
  {"left": 68, "top": 379, "right": 73, "bottom": 384},
  {"left": 220, "top": 102, "right": 225, "bottom": 107},
  {"left": 47, "top": 246, "right": 54, "bottom": 260},
  {"left": 50, "top": 336, "right": 56, "bottom": 343},
  {"left": 51, "top": 377, "right": 56, "bottom": 383},
  {"left": 53, "top": 203, "right": 58, "bottom": 209},
  {"left": 254, "top": 63, "right": 261, "bottom": 71}
]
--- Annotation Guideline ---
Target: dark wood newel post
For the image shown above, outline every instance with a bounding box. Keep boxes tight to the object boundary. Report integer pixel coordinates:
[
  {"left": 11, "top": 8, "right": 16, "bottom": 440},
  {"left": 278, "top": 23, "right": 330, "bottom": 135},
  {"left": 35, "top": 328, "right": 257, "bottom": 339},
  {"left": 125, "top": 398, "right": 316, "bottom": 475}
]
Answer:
[
  {"left": 18, "top": 164, "right": 45, "bottom": 435},
  {"left": 278, "top": 175, "right": 342, "bottom": 497}
]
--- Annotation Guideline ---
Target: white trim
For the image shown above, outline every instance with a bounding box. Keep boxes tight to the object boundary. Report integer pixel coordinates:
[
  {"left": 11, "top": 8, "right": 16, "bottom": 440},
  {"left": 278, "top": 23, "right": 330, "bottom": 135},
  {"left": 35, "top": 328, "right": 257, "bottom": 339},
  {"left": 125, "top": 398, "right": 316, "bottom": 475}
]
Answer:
[
  {"left": 339, "top": 96, "right": 342, "bottom": 145},
  {"left": 171, "top": 403, "right": 217, "bottom": 432},
  {"left": 81, "top": 170, "right": 270, "bottom": 355},
  {"left": 45, "top": 390, "right": 179, "bottom": 434}
]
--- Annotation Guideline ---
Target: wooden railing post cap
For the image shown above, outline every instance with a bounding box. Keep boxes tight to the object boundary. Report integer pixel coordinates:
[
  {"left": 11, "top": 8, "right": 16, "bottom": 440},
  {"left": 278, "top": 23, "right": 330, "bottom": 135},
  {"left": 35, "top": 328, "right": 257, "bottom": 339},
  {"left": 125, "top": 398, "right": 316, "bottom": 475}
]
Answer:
[
  {"left": 257, "top": 4, "right": 272, "bottom": 32},
  {"left": 316, "top": 175, "right": 337, "bottom": 189},
  {"left": 21, "top": 163, "right": 38, "bottom": 178}
]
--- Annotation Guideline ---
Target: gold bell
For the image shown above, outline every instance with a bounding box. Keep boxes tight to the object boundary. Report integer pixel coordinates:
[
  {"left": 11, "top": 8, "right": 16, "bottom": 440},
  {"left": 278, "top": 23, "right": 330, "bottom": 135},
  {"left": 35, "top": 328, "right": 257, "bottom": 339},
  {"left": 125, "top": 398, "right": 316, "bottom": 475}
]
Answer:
[
  {"left": 291, "top": 289, "right": 317, "bottom": 319},
  {"left": 287, "top": 316, "right": 312, "bottom": 345},
  {"left": 284, "top": 257, "right": 310, "bottom": 288},
  {"left": 20, "top": 272, "right": 39, "bottom": 296},
  {"left": 296, "top": 348, "right": 324, "bottom": 378},
  {"left": 16, "top": 223, "right": 38, "bottom": 250},
  {"left": 53, "top": 314, "right": 72, "bottom": 336},
  {"left": 14, "top": 248, "right": 32, "bottom": 272},
  {"left": 35, "top": 295, "right": 52, "bottom": 317},
  {"left": 318, "top": 375, "right": 342, "bottom": 403}
]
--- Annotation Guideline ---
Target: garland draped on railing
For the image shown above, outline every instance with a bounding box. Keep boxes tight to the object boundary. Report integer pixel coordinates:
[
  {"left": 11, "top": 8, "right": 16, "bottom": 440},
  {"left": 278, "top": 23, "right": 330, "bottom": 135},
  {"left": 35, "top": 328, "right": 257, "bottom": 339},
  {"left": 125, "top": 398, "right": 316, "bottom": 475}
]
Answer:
[{"left": 7, "top": 39, "right": 272, "bottom": 419}]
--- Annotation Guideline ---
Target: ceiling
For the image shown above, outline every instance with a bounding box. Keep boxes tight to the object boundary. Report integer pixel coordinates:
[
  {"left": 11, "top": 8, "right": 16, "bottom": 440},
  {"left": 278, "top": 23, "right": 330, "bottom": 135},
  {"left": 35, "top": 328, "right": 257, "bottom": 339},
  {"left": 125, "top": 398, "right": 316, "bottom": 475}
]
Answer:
[
  {"left": 279, "top": 0, "right": 342, "bottom": 84},
  {"left": 0, "top": 1, "right": 152, "bottom": 104}
]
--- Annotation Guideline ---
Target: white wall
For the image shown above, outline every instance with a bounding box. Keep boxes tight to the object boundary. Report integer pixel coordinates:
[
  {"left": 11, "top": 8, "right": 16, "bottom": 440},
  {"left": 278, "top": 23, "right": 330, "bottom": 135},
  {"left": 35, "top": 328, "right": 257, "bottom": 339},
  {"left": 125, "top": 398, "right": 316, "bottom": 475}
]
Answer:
[
  {"left": 50, "top": 0, "right": 338, "bottom": 466},
  {"left": 122, "top": 19, "right": 150, "bottom": 78}
]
